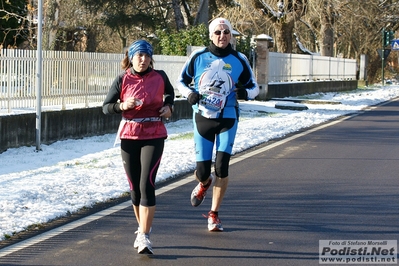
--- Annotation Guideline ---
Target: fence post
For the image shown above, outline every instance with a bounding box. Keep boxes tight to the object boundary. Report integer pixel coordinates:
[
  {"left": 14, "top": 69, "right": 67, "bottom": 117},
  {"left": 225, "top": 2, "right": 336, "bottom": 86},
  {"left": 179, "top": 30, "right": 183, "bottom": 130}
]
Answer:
[
  {"left": 309, "top": 55, "right": 313, "bottom": 81},
  {"left": 254, "top": 34, "right": 272, "bottom": 101}
]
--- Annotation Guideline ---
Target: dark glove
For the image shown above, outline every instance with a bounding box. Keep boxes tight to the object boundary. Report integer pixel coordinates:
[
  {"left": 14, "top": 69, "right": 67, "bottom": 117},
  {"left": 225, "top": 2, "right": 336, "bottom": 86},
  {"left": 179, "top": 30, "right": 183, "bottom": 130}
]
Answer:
[
  {"left": 234, "top": 87, "right": 248, "bottom": 100},
  {"left": 187, "top": 92, "right": 200, "bottom": 105}
]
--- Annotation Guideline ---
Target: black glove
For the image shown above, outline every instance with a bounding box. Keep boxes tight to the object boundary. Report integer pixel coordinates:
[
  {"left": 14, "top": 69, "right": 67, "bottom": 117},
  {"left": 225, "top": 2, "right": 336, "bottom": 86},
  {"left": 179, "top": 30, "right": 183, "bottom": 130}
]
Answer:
[
  {"left": 187, "top": 92, "right": 200, "bottom": 105},
  {"left": 234, "top": 87, "right": 248, "bottom": 100}
]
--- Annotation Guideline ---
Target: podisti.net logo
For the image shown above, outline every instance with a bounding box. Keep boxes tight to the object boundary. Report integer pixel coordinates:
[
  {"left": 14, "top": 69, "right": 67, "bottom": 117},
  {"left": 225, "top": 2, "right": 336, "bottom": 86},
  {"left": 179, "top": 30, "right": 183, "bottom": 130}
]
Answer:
[{"left": 319, "top": 240, "right": 397, "bottom": 264}]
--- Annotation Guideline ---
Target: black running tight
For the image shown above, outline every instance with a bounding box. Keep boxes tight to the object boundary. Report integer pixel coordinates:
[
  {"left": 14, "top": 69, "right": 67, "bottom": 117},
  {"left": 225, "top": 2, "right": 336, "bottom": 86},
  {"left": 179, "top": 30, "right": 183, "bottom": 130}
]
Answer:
[{"left": 121, "top": 138, "right": 164, "bottom": 207}]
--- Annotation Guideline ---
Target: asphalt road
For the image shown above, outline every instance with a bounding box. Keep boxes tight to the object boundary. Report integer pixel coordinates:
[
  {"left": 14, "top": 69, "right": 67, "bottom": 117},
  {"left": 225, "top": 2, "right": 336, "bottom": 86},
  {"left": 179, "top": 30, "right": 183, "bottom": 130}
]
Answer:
[{"left": 1, "top": 98, "right": 398, "bottom": 266}]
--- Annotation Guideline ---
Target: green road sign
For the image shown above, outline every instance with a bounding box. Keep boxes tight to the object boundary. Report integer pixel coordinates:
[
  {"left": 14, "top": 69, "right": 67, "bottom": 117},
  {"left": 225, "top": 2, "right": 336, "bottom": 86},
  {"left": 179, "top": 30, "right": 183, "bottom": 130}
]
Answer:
[{"left": 384, "top": 30, "right": 395, "bottom": 47}]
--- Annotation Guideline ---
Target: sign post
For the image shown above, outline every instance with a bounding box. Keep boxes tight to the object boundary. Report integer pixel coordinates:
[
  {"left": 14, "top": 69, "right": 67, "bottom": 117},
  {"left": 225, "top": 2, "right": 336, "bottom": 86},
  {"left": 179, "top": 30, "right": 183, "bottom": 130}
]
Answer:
[
  {"left": 381, "top": 29, "right": 395, "bottom": 86},
  {"left": 382, "top": 29, "right": 385, "bottom": 86}
]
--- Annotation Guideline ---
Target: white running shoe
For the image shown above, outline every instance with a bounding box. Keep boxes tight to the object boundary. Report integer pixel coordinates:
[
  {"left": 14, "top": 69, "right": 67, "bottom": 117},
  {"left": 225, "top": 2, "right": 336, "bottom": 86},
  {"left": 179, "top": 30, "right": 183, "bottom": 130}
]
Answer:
[
  {"left": 134, "top": 227, "right": 152, "bottom": 249},
  {"left": 137, "top": 233, "right": 153, "bottom": 254}
]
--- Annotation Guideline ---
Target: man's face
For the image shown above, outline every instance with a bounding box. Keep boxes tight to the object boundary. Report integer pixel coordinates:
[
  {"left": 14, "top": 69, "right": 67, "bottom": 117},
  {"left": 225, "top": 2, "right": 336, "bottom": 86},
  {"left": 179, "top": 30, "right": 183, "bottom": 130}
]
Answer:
[{"left": 211, "top": 25, "right": 231, "bottom": 49}]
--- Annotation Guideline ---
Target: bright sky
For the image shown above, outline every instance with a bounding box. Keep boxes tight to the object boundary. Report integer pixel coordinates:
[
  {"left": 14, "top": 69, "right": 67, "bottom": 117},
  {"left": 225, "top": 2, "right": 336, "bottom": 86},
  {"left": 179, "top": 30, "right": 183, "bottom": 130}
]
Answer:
[{"left": 1, "top": 85, "right": 399, "bottom": 241}]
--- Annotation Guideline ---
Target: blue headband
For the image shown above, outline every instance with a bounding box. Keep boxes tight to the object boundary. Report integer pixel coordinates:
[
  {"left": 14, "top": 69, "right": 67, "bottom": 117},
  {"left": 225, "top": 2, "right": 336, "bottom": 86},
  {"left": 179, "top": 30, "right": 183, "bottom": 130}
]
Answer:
[{"left": 128, "top": 40, "right": 153, "bottom": 60}]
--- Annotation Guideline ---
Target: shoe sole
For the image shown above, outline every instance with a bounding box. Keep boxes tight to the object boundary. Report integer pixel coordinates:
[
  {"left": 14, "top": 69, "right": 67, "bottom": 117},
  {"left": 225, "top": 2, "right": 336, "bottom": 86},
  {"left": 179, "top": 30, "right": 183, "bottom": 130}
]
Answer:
[
  {"left": 138, "top": 247, "right": 154, "bottom": 254},
  {"left": 191, "top": 195, "right": 205, "bottom": 207},
  {"left": 209, "top": 227, "right": 223, "bottom": 232}
]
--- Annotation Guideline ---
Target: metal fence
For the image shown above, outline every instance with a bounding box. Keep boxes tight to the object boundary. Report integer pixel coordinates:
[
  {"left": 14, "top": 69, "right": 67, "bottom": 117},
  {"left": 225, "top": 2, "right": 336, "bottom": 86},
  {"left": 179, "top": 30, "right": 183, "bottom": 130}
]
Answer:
[
  {"left": 268, "top": 52, "right": 357, "bottom": 82},
  {"left": 0, "top": 49, "right": 356, "bottom": 113},
  {"left": 0, "top": 49, "right": 188, "bottom": 113}
]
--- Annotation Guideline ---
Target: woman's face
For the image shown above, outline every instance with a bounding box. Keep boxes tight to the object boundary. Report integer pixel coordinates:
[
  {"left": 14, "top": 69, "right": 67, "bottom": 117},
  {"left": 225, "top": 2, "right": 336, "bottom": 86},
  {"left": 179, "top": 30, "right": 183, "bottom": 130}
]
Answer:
[
  {"left": 132, "top": 52, "right": 151, "bottom": 72},
  {"left": 211, "top": 25, "right": 231, "bottom": 49}
]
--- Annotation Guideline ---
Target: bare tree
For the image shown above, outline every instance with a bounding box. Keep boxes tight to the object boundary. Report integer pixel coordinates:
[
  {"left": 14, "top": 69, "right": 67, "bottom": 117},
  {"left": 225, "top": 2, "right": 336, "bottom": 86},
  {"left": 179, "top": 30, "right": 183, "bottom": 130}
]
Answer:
[
  {"left": 3, "top": 0, "right": 398, "bottom": 85},
  {"left": 334, "top": 0, "right": 399, "bottom": 82},
  {"left": 0, "top": 0, "right": 34, "bottom": 48},
  {"left": 251, "top": 0, "right": 308, "bottom": 53}
]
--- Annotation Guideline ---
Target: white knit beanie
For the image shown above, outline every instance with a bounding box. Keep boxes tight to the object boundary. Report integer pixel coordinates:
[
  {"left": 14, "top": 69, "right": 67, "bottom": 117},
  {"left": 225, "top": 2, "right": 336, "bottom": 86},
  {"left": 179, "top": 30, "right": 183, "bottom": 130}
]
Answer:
[{"left": 208, "top": 18, "right": 233, "bottom": 39}]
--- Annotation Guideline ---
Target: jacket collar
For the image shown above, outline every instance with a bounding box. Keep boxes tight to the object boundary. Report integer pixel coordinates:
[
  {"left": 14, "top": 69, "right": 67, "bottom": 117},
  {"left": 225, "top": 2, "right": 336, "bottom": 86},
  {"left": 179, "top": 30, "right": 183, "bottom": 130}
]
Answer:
[
  {"left": 130, "top": 67, "right": 152, "bottom": 76},
  {"left": 208, "top": 42, "right": 233, "bottom": 57}
]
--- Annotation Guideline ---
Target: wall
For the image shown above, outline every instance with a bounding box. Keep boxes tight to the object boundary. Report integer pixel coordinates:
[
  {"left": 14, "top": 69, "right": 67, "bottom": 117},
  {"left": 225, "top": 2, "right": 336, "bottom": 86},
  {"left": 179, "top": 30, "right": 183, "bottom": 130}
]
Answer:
[
  {"left": 266, "top": 80, "right": 358, "bottom": 99},
  {"left": 0, "top": 100, "right": 191, "bottom": 153}
]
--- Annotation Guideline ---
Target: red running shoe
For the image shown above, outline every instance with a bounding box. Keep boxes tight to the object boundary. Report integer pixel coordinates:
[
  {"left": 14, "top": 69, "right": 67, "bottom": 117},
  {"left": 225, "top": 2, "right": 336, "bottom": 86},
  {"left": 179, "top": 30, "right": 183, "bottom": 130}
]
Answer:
[{"left": 190, "top": 175, "right": 213, "bottom": 207}]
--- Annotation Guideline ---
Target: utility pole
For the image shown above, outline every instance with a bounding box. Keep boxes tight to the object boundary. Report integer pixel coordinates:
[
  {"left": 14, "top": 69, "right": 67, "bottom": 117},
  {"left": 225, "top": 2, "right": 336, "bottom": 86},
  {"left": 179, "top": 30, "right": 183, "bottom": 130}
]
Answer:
[{"left": 35, "top": 0, "right": 43, "bottom": 152}]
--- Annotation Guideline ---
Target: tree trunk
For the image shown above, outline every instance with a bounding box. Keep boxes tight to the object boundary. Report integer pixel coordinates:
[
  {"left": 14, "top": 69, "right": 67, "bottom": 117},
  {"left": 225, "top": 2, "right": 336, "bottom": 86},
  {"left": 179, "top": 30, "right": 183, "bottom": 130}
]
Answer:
[
  {"left": 194, "top": 0, "right": 208, "bottom": 25},
  {"left": 43, "top": 0, "right": 61, "bottom": 50},
  {"left": 275, "top": 18, "right": 295, "bottom": 53},
  {"left": 319, "top": 2, "right": 334, "bottom": 57},
  {"left": 320, "top": 23, "right": 334, "bottom": 57},
  {"left": 172, "top": 0, "right": 185, "bottom": 30}
]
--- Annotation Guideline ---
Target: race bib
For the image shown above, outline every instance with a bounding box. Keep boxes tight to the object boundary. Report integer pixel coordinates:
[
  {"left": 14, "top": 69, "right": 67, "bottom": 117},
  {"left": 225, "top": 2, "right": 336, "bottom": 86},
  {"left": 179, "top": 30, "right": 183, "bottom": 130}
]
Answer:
[{"left": 198, "top": 87, "right": 227, "bottom": 112}]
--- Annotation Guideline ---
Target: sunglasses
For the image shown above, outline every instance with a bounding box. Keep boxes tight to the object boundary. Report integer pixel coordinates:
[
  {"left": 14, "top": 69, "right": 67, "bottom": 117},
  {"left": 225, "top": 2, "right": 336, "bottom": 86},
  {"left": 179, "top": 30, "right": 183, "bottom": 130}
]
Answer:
[{"left": 214, "top": 29, "right": 231, "bottom": 35}]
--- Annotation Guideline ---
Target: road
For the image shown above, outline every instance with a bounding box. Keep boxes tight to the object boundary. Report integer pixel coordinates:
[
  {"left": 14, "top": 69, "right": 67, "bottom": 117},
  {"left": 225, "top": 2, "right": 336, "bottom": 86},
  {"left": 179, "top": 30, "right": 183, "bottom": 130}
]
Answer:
[{"left": 1, "top": 98, "right": 398, "bottom": 266}]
